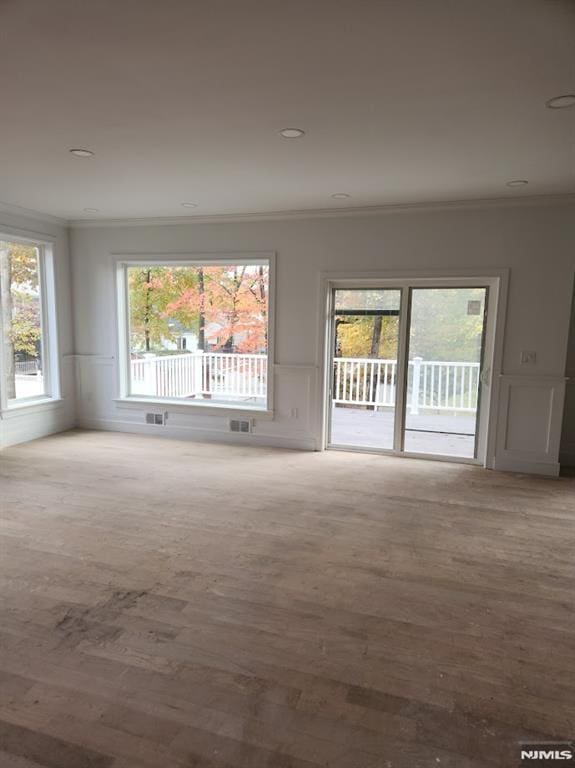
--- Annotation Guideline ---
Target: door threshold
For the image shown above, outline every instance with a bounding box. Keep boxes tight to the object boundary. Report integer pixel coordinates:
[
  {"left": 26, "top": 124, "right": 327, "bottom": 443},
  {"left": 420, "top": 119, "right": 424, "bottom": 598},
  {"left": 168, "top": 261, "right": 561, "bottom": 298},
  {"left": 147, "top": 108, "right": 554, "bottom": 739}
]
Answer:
[{"left": 327, "top": 443, "right": 482, "bottom": 466}]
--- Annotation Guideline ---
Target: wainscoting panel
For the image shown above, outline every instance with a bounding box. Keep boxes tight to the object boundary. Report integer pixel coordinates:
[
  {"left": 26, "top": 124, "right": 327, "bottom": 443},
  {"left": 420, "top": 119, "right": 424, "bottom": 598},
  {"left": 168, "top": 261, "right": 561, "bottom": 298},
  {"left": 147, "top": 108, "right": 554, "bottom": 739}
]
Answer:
[
  {"left": 75, "top": 356, "right": 319, "bottom": 451},
  {"left": 494, "top": 374, "right": 567, "bottom": 476}
]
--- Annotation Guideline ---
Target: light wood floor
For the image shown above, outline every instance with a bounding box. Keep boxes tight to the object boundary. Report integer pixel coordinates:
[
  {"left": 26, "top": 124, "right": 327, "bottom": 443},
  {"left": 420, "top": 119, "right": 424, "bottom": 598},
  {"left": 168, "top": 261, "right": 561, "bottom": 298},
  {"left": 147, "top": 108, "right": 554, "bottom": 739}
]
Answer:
[{"left": 1, "top": 430, "right": 574, "bottom": 768}]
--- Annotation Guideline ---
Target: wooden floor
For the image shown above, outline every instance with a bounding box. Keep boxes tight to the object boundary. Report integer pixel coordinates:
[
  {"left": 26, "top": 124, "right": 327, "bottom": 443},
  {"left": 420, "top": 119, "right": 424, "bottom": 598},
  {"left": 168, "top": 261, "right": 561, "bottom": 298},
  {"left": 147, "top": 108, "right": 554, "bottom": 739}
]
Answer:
[{"left": 1, "top": 430, "right": 574, "bottom": 768}]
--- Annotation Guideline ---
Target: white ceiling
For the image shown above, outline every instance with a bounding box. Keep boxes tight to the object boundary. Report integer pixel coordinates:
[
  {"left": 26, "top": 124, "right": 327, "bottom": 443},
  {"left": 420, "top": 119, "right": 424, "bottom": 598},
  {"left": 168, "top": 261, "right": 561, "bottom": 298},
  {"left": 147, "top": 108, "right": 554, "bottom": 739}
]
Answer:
[{"left": 1, "top": 0, "right": 574, "bottom": 221}]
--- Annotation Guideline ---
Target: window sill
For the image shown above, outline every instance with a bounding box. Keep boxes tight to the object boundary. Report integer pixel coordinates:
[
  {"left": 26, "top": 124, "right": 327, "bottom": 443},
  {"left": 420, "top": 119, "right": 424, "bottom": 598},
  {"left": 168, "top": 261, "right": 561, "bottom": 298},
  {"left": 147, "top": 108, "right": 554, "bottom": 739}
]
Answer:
[
  {"left": 114, "top": 397, "right": 274, "bottom": 420},
  {"left": 1, "top": 397, "right": 64, "bottom": 419}
]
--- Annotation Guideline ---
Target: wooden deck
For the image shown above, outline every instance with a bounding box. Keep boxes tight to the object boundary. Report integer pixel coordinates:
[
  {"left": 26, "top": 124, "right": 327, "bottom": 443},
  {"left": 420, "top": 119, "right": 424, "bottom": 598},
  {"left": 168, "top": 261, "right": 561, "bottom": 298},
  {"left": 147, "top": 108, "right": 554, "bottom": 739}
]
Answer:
[{"left": 331, "top": 405, "right": 477, "bottom": 457}]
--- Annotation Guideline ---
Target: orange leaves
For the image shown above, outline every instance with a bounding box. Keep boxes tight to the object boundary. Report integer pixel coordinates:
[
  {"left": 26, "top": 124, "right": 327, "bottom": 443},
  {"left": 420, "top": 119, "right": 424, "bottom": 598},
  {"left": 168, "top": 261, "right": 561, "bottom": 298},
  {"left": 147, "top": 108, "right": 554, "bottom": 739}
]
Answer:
[
  {"left": 128, "top": 263, "right": 269, "bottom": 354},
  {"left": 165, "top": 265, "right": 268, "bottom": 353}
]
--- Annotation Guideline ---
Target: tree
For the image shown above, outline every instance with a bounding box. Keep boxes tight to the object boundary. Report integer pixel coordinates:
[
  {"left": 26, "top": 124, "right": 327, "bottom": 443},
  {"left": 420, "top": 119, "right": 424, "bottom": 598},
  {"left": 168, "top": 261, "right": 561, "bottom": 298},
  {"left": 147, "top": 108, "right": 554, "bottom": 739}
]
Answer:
[
  {"left": 336, "top": 316, "right": 398, "bottom": 359},
  {"left": 166, "top": 265, "right": 268, "bottom": 353},
  {"left": 197, "top": 267, "right": 206, "bottom": 351},
  {"left": 334, "top": 289, "right": 400, "bottom": 360},
  {"left": 0, "top": 241, "right": 41, "bottom": 399},
  {"left": 127, "top": 267, "right": 198, "bottom": 352},
  {"left": 127, "top": 264, "right": 269, "bottom": 355},
  {"left": 334, "top": 288, "right": 485, "bottom": 362}
]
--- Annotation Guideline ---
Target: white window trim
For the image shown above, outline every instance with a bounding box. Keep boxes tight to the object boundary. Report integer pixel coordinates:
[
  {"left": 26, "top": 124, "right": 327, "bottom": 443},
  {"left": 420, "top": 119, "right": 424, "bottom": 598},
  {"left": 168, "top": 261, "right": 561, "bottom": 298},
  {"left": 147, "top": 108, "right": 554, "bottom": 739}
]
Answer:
[
  {"left": 114, "top": 252, "right": 276, "bottom": 414},
  {"left": 0, "top": 231, "right": 61, "bottom": 413}
]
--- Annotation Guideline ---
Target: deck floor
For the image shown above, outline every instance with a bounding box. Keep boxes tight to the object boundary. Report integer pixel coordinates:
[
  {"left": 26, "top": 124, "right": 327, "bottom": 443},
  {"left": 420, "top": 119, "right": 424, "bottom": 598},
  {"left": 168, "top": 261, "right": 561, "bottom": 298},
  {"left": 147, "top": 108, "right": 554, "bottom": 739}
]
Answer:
[
  {"left": 331, "top": 405, "right": 477, "bottom": 457},
  {"left": 1, "top": 430, "right": 574, "bottom": 767},
  {"left": 14, "top": 374, "right": 44, "bottom": 401}
]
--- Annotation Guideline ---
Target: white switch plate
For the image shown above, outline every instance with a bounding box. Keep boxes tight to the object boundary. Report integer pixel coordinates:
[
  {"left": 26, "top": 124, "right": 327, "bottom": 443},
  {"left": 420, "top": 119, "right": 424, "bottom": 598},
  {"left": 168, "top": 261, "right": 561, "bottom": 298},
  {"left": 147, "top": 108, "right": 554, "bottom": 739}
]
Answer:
[{"left": 520, "top": 350, "right": 536, "bottom": 365}]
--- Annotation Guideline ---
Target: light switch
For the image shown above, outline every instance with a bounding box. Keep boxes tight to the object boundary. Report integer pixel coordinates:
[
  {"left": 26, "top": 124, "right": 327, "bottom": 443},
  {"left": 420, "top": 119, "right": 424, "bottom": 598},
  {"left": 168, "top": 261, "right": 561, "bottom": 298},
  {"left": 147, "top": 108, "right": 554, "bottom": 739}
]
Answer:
[{"left": 520, "top": 350, "right": 536, "bottom": 365}]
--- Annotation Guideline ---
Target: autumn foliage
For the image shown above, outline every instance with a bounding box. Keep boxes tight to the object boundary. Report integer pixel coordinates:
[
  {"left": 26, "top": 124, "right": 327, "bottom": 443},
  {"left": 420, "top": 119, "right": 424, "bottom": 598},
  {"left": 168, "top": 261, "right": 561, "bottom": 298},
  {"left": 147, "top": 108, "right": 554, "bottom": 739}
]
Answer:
[
  {"left": 128, "top": 264, "right": 268, "bottom": 354},
  {"left": 0, "top": 242, "right": 41, "bottom": 357},
  {"left": 0, "top": 241, "right": 42, "bottom": 399}
]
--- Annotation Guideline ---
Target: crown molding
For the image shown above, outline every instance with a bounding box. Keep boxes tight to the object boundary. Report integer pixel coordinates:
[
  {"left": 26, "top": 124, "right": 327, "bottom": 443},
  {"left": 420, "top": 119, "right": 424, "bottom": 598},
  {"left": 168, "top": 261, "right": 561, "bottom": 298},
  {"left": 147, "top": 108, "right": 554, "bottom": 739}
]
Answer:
[
  {"left": 2, "top": 192, "right": 575, "bottom": 231},
  {"left": 68, "top": 192, "right": 575, "bottom": 229},
  {"left": 0, "top": 199, "right": 67, "bottom": 227}
]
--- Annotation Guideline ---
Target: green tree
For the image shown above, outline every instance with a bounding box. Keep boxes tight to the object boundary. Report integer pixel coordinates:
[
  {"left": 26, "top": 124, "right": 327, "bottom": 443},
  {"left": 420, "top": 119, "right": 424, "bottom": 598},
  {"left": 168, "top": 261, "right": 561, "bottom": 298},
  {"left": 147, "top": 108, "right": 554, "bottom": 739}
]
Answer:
[
  {"left": 0, "top": 241, "right": 41, "bottom": 399},
  {"left": 127, "top": 267, "right": 198, "bottom": 352},
  {"left": 337, "top": 316, "right": 398, "bottom": 358},
  {"left": 334, "top": 289, "right": 400, "bottom": 359}
]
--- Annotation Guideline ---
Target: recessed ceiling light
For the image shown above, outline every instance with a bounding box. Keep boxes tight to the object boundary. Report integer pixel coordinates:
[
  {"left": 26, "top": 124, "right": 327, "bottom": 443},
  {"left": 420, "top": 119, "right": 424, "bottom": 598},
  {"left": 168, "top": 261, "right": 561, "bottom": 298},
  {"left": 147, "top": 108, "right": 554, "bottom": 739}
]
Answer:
[
  {"left": 69, "top": 148, "right": 94, "bottom": 158},
  {"left": 506, "top": 179, "right": 528, "bottom": 187},
  {"left": 331, "top": 193, "right": 351, "bottom": 199},
  {"left": 181, "top": 202, "right": 198, "bottom": 208},
  {"left": 83, "top": 207, "right": 100, "bottom": 213},
  {"left": 279, "top": 128, "right": 306, "bottom": 139},
  {"left": 545, "top": 94, "right": 575, "bottom": 109}
]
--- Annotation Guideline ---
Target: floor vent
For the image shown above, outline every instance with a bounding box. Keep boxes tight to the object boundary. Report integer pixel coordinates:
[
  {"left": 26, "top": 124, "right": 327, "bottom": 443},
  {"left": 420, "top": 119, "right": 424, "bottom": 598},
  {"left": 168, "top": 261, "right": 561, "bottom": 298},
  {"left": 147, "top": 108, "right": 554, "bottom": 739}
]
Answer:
[
  {"left": 230, "top": 419, "right": 252, "bottom": 434},
  {"left": 146, "top": 412, "right": 167, "bottom": 426}
]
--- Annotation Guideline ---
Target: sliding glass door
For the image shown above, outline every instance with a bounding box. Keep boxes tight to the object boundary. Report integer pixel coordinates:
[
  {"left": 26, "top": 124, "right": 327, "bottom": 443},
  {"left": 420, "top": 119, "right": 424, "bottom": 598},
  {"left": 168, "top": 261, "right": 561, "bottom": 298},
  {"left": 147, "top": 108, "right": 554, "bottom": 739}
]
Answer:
[
  {"left": 329, "top": 289, "right": 401, "bottom": 450},
  {"left": 404, "top": 287, "right": 487, "bottom": 459},
  {"left": 327, "top": 283, "right": 490, "bottom": 462}
]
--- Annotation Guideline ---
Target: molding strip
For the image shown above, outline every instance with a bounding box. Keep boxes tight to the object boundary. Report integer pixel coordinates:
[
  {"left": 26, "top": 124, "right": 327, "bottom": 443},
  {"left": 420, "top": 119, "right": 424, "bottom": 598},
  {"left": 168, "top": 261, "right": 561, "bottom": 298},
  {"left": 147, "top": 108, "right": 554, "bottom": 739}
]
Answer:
[
  {"left": 2, "top": 192, "right": 575, "bottom": 231},
  {"left": 68, "top": 193, "right": 575, "bottom": 229},
  {"left": 0, "top": 200, "right": 67, "bottom": 227}
]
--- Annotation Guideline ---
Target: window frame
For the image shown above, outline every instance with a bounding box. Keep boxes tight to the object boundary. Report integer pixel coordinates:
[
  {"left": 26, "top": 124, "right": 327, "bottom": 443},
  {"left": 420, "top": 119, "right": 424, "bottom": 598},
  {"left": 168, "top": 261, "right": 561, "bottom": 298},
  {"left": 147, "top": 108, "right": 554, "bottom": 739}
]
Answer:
[
  {"left": 115, "top": 253, "right": 275, "bottom": 416},
  {"left": 0, "top": 232, "right": 61, "bottom": 412}
]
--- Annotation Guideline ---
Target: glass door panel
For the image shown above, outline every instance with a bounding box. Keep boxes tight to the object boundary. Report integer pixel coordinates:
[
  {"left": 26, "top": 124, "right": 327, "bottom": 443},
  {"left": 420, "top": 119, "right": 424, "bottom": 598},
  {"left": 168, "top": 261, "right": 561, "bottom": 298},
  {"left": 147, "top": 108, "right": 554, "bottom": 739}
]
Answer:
[
  {"left": 329, "top": 289, "right": 401, "bottom": 450},
  {"left": 403, "top": 287, "right": 487, "bottom": 458}
]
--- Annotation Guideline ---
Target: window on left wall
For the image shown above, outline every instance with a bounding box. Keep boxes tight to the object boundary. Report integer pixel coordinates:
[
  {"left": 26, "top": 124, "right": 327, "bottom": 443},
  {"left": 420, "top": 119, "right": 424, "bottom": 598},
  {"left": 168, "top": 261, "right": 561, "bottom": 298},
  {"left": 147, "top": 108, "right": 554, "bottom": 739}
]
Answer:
[{"left": 0, "top": 238, "right": 58, "bottom": 407}]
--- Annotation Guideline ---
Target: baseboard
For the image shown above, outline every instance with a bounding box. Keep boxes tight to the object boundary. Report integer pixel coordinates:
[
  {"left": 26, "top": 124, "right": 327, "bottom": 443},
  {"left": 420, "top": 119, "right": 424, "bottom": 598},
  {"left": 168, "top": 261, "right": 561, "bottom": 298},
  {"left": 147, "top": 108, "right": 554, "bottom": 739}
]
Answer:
[
  {"left": 77, "top": 416, "right": 318, "bottom": 451},
  {"left": 492, "top": 455, "right": 560, "bottom": 477}
]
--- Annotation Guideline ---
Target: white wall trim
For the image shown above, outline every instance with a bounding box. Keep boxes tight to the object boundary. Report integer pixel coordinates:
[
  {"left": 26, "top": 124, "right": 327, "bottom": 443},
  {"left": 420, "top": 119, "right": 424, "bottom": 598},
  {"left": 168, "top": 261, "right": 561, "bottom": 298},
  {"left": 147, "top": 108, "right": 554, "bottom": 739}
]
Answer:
[
  {"left": 0, "top": 200, "right": 67, "bottom": 227},
  {"left": 491, "top": 456, "right": 561, "bottom": 477},
  {"left": 114, "top": 397, "right": 274, "bottom": 420},
  {"left": 68, "top": 193, "right": 575, "bottom": 229},
  {"left": 2, "top": 191, "right": 575, "bottom": 231},
  {"left": 77, "top": 417, "right": 316, "bottom": 451},
  {"left": 0, "top": 398, "right": 65, "bottom": 419}
]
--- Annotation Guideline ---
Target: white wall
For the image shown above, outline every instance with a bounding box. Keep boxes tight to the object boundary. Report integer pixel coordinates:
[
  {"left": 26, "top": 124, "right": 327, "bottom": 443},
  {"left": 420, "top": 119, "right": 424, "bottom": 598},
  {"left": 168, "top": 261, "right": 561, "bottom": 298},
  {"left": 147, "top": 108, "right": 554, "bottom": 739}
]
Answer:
[
  {"left": 70, "top": 199, "right": 575, "bottom": 475},
  {"left": 0, "top": 208, "right": 76, "bottom": 448}
]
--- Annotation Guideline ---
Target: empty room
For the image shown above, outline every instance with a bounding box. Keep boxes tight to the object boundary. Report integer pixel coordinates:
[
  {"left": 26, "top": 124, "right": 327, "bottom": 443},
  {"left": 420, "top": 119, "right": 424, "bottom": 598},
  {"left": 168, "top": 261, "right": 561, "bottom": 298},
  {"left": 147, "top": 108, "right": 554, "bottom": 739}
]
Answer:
[{"left": 1, "top": 1, "right": 575, "bottom": 767}]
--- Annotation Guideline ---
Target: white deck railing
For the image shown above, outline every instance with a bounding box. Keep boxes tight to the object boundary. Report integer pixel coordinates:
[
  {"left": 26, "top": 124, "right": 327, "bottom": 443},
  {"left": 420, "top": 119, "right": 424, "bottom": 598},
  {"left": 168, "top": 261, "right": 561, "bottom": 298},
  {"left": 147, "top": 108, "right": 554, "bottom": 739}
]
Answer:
[
  {"left": 130, "top": 352, "right": 480, "bottom": 412},
  {"left": 333, "top": 356, "right": 480, "bottom": 413},
  {"left": 15, "top": 359, "right": 40, "bottom": 375},
  {"left": 131, "top": 352, "right": 267, "bottom": 401}
]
